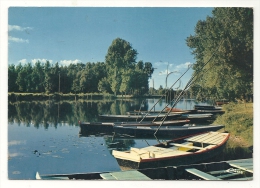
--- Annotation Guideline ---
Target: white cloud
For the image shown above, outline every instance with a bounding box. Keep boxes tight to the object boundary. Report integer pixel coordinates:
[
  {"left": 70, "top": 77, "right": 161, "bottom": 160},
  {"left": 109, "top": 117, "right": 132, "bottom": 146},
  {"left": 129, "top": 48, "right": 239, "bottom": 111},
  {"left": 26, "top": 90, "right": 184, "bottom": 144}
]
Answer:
[
  {"left": 8, "top": 25, "right": 33, "bottom": 31},
  {"left": 31, "top": 59, "right": 53, "bottom": 65},
  {"left": 17, "top": 59, "right": 53, "bottom": 65},
  {"left": 154, "top": 61, "right": 169, "bottom": 67},
  {"left": 18, "top": 59, "right": 28, "bottom": 65},
  {"left": 60, "top": 59, "right": 82, "bottom": 66},
  {"left": 159, "top": 69, "right": 181, "bottom": 75},
  {"left": 8, "top": 36, "right": 29, "bottom": 43},
  {"left": 158, "top": 69, "right": 168, "bottom": 75},
  {"left": 175, "top": 62, "right": 192, "bottom": 70}
]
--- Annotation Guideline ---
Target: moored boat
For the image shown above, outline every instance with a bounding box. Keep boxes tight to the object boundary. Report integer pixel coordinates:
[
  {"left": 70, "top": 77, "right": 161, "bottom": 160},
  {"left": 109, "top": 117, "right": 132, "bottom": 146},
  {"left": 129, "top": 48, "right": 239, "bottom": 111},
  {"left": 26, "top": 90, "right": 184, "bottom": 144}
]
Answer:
[
  {"left": 112, "top": 131, "right": 230, "bottom": 170},
  {"left": 113, "top": 124, "right": 224, "bottom": 138},
  {"left": 194, "top": 105, "right": 222, "bottom": 111},
  {"left": 98, "top": 113, "right": 182, "bottom": 121},
  {"left": 36, "top": 158, "right": 252, "bottom": 180},
  {"left": 79, "top": 120, "right": 191, "bottom": 137},
  {"left": 178, "top": 113, "right": 214, "bottom": 123}
]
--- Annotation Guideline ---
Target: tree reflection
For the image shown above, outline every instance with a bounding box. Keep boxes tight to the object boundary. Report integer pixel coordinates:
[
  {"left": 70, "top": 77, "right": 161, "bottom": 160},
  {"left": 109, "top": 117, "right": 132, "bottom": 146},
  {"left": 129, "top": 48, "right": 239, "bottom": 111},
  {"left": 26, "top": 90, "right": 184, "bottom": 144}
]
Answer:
[{"left": 8, "top": 99, "right": 149, "bottom": 129}]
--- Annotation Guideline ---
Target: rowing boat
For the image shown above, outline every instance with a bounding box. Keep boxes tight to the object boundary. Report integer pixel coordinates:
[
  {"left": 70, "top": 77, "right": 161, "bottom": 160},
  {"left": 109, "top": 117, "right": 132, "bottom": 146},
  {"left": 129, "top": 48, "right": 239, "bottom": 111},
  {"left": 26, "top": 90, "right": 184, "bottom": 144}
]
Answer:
[
  {"left": 112, "top": 131, "right": 230, "bottom": 170},
  {"left": 194, "top": 105, "right": 222, "bottom": 111},
  {"left": 98, "top": 113, "right": 182, "bottom": 121},
  {"left": 113, "top": 124, "right": 224, "bottom": 138}
]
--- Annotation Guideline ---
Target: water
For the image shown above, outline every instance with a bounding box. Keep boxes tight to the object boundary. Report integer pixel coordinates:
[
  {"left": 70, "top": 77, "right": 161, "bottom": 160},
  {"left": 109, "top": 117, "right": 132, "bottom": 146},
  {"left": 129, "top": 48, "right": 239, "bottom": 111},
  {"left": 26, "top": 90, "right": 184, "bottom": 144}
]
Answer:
[{"left": 8, "top": 98, "right": 252, "bottom": 179}]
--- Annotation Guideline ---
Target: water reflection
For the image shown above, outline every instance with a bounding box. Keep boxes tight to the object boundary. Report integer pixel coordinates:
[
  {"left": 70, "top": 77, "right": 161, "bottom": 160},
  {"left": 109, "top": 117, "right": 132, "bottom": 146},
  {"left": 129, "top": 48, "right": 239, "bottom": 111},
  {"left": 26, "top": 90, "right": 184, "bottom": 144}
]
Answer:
[
  {"left": 8, "top": 98, "right": 208, "bottom": 128},
  {"left": 8, "top": 99, "right": 150, "bottom": 128}
]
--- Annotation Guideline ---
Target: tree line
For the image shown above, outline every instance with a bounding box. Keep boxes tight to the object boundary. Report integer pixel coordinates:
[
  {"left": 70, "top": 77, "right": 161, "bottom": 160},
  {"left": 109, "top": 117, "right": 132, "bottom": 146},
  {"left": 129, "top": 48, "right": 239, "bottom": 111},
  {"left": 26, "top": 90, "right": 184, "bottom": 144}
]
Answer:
[{"left": 8, "top": 38, "right": 154, "bottom": 95}]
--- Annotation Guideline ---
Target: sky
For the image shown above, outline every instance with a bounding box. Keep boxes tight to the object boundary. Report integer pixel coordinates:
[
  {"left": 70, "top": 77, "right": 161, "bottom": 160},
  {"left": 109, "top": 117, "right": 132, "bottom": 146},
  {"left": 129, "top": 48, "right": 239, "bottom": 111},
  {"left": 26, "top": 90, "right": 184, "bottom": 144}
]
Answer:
[{"left": 8, "top": 7, "right": 214, "bottom": 89}]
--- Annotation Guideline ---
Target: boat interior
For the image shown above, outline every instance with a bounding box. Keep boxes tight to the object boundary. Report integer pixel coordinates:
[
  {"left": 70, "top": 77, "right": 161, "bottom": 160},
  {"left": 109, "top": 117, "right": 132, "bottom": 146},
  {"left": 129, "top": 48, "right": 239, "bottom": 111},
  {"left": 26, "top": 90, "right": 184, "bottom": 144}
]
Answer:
[{"left": 113, "top": 132, "right": 229, "bottom": 160}]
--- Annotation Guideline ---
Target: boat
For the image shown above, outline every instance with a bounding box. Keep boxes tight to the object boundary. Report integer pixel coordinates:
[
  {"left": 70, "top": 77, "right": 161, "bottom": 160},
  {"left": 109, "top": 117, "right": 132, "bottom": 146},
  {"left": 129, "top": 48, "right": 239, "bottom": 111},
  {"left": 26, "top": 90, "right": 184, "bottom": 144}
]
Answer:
[
  {"left": 196, "top": 109, "right": 225, "bottom": 115},
  {"left": 178, "top": 113, "right": 214, "bottom": 123},
  {"left": 194, "top": 105, "right": 222, "bottom": 111},
  {"left": 79, "top": 119, "right": 190, "bottom": 128},
  {"left": 35, "top": 158, "right": 252, "bottom": 180},
  {"left": 78, "top": 119, "right": 191, "bottom": 137},
  {"left": 112, "top": 131, "right": 230, "bottom": 170},
  {"left": 113, "top": 124, "right": 224, "bottom": 138},
  {"left": 98, "top": 113, "right": 182, "bottom": 121},
  {"left": 164, "top": 107, "right": 186, "bottom": 112}
]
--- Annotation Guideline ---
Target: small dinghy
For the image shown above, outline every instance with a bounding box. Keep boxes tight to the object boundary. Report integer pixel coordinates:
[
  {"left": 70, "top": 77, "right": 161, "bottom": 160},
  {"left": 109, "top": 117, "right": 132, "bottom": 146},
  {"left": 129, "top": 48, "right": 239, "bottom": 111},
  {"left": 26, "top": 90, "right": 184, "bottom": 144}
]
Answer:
[{"left": 112, "top": 131, "right": 230, "bottom": 170}]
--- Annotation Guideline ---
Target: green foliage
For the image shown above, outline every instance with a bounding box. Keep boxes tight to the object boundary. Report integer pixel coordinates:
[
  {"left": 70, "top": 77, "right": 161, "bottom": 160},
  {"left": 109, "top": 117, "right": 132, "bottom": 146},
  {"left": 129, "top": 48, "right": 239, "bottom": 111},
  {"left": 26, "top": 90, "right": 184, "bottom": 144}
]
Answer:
[
  {"left": 105, "top": 38, "right": 153, "bottom": 95},
  {"left": 186, "top": 8, "right": 253, "bottom": 101},
  {"left": 213, "top": 102, "right": 253, "bottom": 146}
]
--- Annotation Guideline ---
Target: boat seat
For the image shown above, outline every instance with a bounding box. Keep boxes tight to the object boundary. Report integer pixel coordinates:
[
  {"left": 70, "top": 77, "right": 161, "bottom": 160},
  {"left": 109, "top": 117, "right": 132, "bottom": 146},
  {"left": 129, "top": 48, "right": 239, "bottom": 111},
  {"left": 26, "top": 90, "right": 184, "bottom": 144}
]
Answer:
[
  {"left": 170, "top": 143, "right": 205, "bottom": 150},
  {"left": 185, "top": 168, "right": 222, "bottom": 180},
  {"left": 100, "top": 171, "right": 151, "bottom": 180}
]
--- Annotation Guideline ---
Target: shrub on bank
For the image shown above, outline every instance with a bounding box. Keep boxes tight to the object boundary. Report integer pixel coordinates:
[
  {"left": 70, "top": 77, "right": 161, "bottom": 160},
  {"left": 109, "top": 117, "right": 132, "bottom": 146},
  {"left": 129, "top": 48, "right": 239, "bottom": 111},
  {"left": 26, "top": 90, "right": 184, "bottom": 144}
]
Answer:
[{"left": 213, "top": 102, "right": 253, "bottom": 146}]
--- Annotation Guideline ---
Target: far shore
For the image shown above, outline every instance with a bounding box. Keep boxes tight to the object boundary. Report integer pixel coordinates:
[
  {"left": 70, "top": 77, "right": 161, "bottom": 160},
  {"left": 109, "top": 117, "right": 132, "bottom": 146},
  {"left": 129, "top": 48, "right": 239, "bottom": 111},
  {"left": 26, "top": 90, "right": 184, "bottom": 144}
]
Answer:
[{"left": 8, "top": 92, "right": 167, "bottom": 101}]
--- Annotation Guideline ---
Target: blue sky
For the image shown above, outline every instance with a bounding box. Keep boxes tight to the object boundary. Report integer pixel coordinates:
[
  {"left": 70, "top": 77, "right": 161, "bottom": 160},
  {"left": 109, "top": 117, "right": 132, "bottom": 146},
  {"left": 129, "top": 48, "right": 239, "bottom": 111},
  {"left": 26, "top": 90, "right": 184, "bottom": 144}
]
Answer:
[{"left": 8, "top": 7, "right": 213, "bottom": 89}]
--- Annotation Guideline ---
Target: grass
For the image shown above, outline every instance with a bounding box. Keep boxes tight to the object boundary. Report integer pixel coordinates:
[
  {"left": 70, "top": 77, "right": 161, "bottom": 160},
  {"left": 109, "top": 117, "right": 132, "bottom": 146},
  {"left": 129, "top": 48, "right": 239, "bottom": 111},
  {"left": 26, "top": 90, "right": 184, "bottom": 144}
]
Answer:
[{"left": 213, "top": 102, "right": 253, "bottom": 147}]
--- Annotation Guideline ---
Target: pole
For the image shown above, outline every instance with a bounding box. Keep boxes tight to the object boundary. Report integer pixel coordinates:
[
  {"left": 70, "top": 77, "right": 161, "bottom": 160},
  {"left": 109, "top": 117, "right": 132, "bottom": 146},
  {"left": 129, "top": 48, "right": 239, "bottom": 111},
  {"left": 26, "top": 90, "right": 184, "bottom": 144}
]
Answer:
[{"left": 59, "top": 72, "right": 60, "bottom": 93}]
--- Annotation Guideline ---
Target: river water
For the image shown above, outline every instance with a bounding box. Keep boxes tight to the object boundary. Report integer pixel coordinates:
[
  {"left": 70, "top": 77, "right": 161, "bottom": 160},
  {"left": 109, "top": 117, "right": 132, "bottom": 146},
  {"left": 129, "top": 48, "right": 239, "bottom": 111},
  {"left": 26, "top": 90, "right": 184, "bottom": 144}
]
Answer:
[{"left": 8, "top": 98, "right": 252, "bottom": 179}]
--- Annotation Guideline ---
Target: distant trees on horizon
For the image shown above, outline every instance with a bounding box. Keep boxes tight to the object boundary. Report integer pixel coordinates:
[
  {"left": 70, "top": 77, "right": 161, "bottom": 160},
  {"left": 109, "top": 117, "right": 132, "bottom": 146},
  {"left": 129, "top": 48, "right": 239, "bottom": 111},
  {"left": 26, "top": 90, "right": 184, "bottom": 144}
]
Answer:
[{"left": 8, "top": 38, "right": 154, "bottom": 96}]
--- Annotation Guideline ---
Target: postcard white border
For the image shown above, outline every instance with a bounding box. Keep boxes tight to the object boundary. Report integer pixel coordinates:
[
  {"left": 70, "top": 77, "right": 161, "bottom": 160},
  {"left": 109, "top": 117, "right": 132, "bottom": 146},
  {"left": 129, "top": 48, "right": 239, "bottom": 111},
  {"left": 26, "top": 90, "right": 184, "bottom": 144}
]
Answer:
[{"left": 1, "top": 1, "right": 259, "bottom": 188}]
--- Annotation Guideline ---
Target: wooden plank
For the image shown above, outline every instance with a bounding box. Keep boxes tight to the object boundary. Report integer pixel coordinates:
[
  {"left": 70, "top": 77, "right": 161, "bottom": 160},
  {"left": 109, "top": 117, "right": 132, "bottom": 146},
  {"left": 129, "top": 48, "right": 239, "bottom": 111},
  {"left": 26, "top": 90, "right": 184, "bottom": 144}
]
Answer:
[
  {"left": 230, "top": 158, "right": 253, "bottom": 163},
  {"left": 100, "top": 173, "right": 117, "bottom": 180},
  {"left": 170, "top": 143, "right": 205, "bottom": 150},
  {"left": 216, "top": 172, "right": 241, "bottom": 179},
  {"left": 228, "top": 159, "right": 253, "bottom": 173},
  {"left": 209, "top": 136, "right": 227, "bottom": 145},
  {"left": 108, "top": 171, "right": 151, "bottom": 180},
  {"left": 185, "top": 168, "right": 222, "bottom": 180},
  {"left": 185, "top": 132, "right": 212, "bottom": 142},
  {"left": 185, "top": 132, "right": 222, "bottom": 143},
  {"left": 195, "top": 133, "right": 224, "bottom": 144},
  {"left": 229, "top": 164, "right": 253, "bottom": 173},
  {"left": 230, "top": 177, "right": 253, "bottom": 180},
  {"left": 193, "top": 133, "right": 227, "bottom": 145},
  {"left": 112, "top": 150, "right": 141, "bottom": 161}
]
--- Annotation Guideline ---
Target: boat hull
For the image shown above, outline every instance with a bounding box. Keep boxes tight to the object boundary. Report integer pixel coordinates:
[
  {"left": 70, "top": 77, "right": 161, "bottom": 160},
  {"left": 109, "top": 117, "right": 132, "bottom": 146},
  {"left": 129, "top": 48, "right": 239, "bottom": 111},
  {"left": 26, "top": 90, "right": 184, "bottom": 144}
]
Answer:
[
  {"left": 79, "top": 120, "right": 191, "bottom": 137},
  {"left": 116, "top": 142, "right": 227, "bottom": 170},
  {"left": 99, "top": 113, "right": 182, "bottom": 121},
  {"left": 113, "top": 125, "right": 224, "bottom": 138}
]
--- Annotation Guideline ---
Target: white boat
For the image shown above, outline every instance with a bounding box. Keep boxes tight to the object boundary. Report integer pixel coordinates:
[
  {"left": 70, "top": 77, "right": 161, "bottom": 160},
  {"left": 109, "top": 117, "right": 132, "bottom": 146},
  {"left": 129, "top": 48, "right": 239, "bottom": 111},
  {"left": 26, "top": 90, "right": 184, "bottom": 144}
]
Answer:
[{"left": 112, "top": 131, "right": 230, "bottom": 170}]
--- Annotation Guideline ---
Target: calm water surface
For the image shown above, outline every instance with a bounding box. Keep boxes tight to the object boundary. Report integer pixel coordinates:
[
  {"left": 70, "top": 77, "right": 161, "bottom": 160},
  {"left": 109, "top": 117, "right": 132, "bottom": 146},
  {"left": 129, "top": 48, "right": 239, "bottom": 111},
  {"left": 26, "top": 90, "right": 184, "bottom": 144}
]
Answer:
[{"left": 8, "top": 98, "right": 252, "bottom": 179}]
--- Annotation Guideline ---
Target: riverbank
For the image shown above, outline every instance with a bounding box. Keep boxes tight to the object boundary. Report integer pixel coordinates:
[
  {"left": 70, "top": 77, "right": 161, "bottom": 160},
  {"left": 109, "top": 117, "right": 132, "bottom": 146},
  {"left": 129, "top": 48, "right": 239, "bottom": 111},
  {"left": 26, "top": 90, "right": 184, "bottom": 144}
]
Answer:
[
  {"left": 213, "top": 102, "right": 253, "bottom": 147},
  {"left": 8, "top": 92, "right": 164, "bottom": 101}
]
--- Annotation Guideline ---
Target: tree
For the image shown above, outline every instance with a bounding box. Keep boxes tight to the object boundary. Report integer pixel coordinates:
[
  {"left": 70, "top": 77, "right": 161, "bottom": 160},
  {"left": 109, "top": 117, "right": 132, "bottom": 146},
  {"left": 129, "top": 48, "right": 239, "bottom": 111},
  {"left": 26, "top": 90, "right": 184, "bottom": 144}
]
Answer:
[
  {"left": 8, "top": 64, "right": 18, "bottom": 92},
  {"left": 105, "top": 38, "right": 138, "bottom": 95},
  {"left": 31, "top": 61, "right": 44, "bottom": 92},
  {"left": 98, "top": 77, "right": 111, "bottom": 93},
  {"left": 16, "top": 62, "right": 33, "bottom": 92},
  {"left": 186, "top": 8, "right": 253, "bottom": 101},
  {"left": 144, "top": 62, "right": 154, "bottom": 78}
]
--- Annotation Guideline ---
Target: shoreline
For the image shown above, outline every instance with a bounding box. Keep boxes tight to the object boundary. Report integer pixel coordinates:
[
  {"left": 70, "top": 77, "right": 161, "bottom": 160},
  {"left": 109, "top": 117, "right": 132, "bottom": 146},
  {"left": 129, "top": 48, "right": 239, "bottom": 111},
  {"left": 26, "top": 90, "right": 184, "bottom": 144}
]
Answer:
[{"left": 8, "top": 92, "right": 165, "bottom": 101}]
